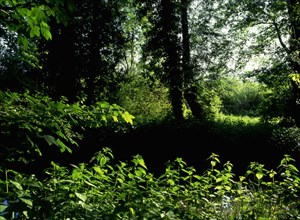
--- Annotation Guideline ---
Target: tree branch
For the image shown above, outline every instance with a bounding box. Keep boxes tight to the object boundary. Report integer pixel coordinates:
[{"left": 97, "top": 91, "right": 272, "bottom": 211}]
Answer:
[{"left": 272, "top": 19, "right": 290, "bottom": 54}]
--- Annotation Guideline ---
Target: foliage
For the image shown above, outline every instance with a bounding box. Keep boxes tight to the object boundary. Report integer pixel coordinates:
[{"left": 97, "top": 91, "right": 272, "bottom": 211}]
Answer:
[
  {"left": 35, "top": 0, "right": 130, "bottom": 103},
  {"left": 210, "top": 113, "right": 266, "bottom": 141},
  {"left": 197, "top": 84, "right": 223, "bottom": 119},
  {"left": 117, "top": 75, "right": 172, "bottom": 124},
  {"left": 217, "top": 77, "right": 269, "bottom": 116},
  {"left": 0, "top": 0, "right": 75, "bottom": 42},
  {"left": 0, "top": 90, "right": 134, "bottom": 167},
  {"left": 196, "top": 76, "right": 269, "bottom": 118},
  {"left": 290, "top": 74, "right": 300, "bottom": 88},
  {"left": 189, "top": 0, "right": 235, "bottom": 77},
  {"left": 0, "top": 148, "right": 299, "bottom": 219},
  {"left": 0, "top": 27, "right": 41, "bottom": 91},
  {"left": 271, "top": 125, "right": 300, "bottom": 153}
]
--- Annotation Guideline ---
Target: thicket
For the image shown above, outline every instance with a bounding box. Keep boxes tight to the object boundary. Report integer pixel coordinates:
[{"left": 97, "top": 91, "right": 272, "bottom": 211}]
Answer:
[
  {"left": 1, "top": 87, "right": 300, "bottom": 219},
  {"left": 1, "top": 148, "right": 300, "bottom": 219}
]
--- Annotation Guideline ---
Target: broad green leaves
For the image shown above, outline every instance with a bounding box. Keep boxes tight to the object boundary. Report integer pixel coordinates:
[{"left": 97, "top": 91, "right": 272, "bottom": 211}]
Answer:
[
  {"left": 1, "top": 151, "right": 300, "bottom": 219},
  {"left": 1, "top": 0, "right": 75, "bottom": 43},
  {"left": 0, "top": 91, "right": 134, "bottom": 166}
]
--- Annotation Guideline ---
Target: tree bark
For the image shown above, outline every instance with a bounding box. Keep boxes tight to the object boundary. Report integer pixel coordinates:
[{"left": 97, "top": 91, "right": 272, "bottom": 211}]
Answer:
[
  {"left": 161, "top": 0, "right": 184, "bottom": 121},
  {"left": 43, "top": 22, "right": 78, "bottom": 102},
  {"left": 287, "top": 0, "right": 300, "bottom": 127},
  {"left": 181, "top": 0, "right": 204, "bottom": 119}
]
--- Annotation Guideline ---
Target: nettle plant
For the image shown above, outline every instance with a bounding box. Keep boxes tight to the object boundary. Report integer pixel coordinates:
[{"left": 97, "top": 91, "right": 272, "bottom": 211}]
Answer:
[
  {"left": 1, "top": 148, "right": 300, "bottom": 220},
  {"left": 0, "top": 90, "right": 134, "bottom": 167}
]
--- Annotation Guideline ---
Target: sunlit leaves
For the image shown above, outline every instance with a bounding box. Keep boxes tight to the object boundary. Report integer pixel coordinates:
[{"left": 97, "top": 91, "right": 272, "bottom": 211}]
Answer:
[
  {"left": 1, "top": 150, "right": 300, "bottom": 219},
  {"left": 1, "top": 0, "right": 74, "bottom": 43},
  {"left": 0, "top": 91, "right": 134, "bottom": 165},
  {"left": 290, "top": 73, "right": 300, "bottom": 87},
  {"left": 122, "top": 111, "right": 135, "bottom": 125}
]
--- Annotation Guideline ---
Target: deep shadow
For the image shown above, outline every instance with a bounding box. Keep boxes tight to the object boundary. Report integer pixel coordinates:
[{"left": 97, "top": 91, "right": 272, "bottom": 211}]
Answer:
[
  {"left": 16, "top": 118, "right": 297, "bottom": 180},
  {"left": 70, "top": 118, "right": 290, "bottom": 178}
]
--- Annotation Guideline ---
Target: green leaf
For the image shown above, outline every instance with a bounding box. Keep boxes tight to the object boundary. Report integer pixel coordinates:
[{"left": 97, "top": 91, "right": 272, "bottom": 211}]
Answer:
[
  {"left": 93, "top": 166, "right": 104, "bottom": 175},
  {"left": 122, "top": 111, "right": 135, "bottom": 125},
  {"left": 56, "top": 138, "right": 72, "bottom": 153},
  {"left": 44, "top": 135, "right": 56, "bottom": 146},
  {"left": 75, "top": 192, "right": 87, "bottom": 202},
  {"left": 0, "top": 204, "right": 7, "bottom": 212},
  {"left": 112, "top": 115, "right": 118, "bottom": 122},
  {"left": 72, "top": 169, "right": 82, "bottom": 179},
  {"left": 20, "top": 198, "right": 33, "bottom": 208},
  {"left": 137, "top": 167, "right": 146, "bottom": 175},
  {"left": 211, "top": 161, "right": 216, "bottom": 167},
  {"left": 99, "top": 101, "right": 110, "bottom": 109},
  {"left": 10, "top": 180, "right": 23, "bottom": 190},
  {"left": 18, "top": 36, "right": 29, "bottom": 49},
  {"left": 216, "top": 177, "right": 223, "bottom": 183},
  {"left": 135, "top": 170, "right": 143, "bottom": 177},
  {"left": 41, "top": 26, "right": 52, "bottom": 40},
  {"left": 193, "top": 175, "right": 201, "bottom": 180},
  {"left": 167, "top": 179, "right": 175, "bottom": 186},
  {"left": 56, "top": 130, "right": 68, "bottom": 140},
  {"left": 256, "top": 173, "right": 263, "bottom": 180},
  {"left": 138, "top": 158, "right": 147, "bottom": 169},
  {"left": 84, "top": 180, "right": 97, "bottom": 188},
  {"left": 100, "top": 157, "right": 106, "bottom": 167},
  {"left": 30, "top": 26, "right": 40, "bottom": 38}
]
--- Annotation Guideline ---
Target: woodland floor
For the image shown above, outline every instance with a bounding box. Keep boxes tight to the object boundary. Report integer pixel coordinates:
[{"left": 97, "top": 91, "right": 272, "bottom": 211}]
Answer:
[{"left": 21, "top": 119, "right": 297, "bottom": 179}]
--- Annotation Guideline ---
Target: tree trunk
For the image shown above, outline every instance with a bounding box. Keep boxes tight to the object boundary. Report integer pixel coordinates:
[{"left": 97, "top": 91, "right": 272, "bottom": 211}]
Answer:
[
  {"left": 181, "top": 0, "right": 204, "bottom": 119},
  {"left": 287, "top": 0, "right": 300, "bottom": 127},
  {"left": 161, "top": 0, "right": 184, "bottom": 121},
  {"left": 44, "top": 22, "right": 78, "bottom": 102}
]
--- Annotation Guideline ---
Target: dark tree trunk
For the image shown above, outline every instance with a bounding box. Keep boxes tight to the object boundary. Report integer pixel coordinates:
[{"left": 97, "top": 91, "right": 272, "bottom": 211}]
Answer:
[
  {"left": 85, "top": 0, "right": 101, "bottom": 105},
  {"left": 161, "top": 0, "right": 184, "bottom": 121},
  {"left": 181, "top": 0, "right": 204, "bottom": 119},
  {"left": 287, "top": 0, "right": 300, "bottom": 127},
  {"left": 43, "top": 22, "right": 78, "bottom": 102}
]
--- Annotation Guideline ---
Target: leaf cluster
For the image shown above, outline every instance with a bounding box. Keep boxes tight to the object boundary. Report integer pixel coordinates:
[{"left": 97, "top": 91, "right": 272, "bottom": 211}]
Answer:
[
  {"left": 1, "top": 0, "right": 75, "bottom": 42},
  {"left": 0, "top": 91, "right": 134, "bottom": 166},
  {"left": 0, "top": 149, "right": 299, "bottom": 219}
]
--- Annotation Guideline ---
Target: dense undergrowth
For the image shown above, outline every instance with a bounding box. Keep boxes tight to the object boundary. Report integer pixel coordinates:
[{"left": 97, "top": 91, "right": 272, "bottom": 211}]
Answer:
[
  {"left": 1, "top": 148, "right": 300, "bottom": 219},
  {"left": 1, "top": 91, "right": 300, "bottom": 219}
]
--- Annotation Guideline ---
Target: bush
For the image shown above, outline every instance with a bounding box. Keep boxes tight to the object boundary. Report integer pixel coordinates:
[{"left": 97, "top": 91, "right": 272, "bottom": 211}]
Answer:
[
  {"left": 271, "top": 125, "right": 300, "bottom": 153},
  {"left": 117, "top": 75, "right": 172, "bottom": 124},
  {"left": 196, "top": 76, "right": 269, "bottom": 120},
  {"left": 217, "top": 77, "right": 268, "bottom": 117},
  {"left": 0, "top": 90, "right": 134, "bottom": 167},
  {"left": 1, "top": 148, "right": 299, "bottom": 219}
]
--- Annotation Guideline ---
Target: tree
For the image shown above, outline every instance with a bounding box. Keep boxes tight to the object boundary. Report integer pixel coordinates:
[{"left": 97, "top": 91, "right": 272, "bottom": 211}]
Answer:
[
  {"left": 38, "top": 0, "right": 128, "bottom": 104},
  {"left": 0, "top": 0, "right": 135, "bottom": 170},
  {"left": 161, "top": 0, "right": 185, "bottom": 121},
  {"left": 136, "top": 0, "right": 206, "bottom": 121},
  {"left": 0, "top": 0, "right": 76, "bottom": 94},
  {"left": 220, "top": 0, "right": 300, "bottom": 126},
  {"left": 287, "top": 0, "right": 300, "bottom": 126},
  {"left": 181, "top": 0, "right": 204, "bottom": 119}
]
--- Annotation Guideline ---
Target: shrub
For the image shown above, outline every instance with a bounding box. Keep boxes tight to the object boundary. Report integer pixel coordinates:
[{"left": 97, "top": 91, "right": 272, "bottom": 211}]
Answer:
[
  {"left": 0, "top": 90, "right": 134, "bottom": 167},
  {"left": 117, "top": 75, "right": 172, "bottom": 124},
  {"left": 1, "top": 149, "right": 299, "bottom": 219}
]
